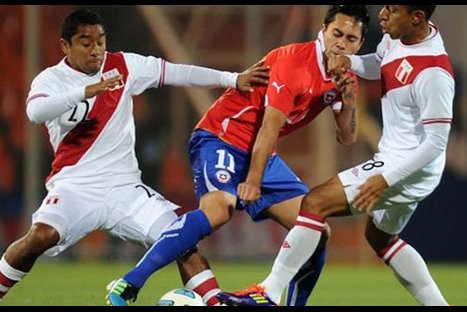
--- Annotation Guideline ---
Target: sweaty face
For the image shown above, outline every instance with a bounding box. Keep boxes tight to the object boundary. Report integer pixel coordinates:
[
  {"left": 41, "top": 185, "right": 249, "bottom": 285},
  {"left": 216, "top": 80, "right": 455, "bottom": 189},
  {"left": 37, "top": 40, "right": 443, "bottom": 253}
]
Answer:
[
  {"left": 321, "top": 13, "right": 364, "bottom": 62},
  {"left": 378, "top": 5, "right": 412, "bottom": 40},
  {"left": 60, "top": 24, "right": 106, "bottom": 75}
]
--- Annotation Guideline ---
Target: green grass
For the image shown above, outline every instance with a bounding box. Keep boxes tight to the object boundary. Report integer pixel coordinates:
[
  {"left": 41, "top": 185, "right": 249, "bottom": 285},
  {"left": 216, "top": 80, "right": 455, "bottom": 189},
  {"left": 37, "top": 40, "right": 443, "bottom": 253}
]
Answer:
[{"left": 1, "top": 260, "right": 465, "bottom": 306}]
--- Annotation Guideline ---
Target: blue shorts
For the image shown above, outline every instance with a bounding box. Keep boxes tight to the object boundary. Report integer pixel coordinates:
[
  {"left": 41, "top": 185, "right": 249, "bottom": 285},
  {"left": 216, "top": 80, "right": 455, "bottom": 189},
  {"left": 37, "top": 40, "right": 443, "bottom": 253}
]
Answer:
[{"left": 189, "top": 130, "right": 309, "bottom": 222}]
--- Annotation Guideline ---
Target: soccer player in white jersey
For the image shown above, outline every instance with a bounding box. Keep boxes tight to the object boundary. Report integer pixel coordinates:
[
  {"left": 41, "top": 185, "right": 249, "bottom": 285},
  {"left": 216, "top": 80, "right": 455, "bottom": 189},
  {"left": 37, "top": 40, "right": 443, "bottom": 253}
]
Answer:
[
  {"left": 0, "top": 8, "right": 268, "bottom": 305},
  {"left": 217, "top": 5, "right": 454, "bottom": 306}
]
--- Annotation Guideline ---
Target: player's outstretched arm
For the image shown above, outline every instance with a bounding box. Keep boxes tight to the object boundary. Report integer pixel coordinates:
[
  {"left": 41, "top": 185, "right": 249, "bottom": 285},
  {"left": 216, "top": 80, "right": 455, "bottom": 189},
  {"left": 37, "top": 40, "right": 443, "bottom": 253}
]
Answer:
[{"left": 162, "top": 60, "right": 268, "bottom": 90}]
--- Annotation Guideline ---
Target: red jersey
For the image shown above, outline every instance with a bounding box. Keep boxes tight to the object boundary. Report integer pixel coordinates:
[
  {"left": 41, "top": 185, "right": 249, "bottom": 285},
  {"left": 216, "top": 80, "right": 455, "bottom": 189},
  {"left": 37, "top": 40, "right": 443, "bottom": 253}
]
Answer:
[{"left": 195, "top": 40, "right": 353, "bottom": 152}]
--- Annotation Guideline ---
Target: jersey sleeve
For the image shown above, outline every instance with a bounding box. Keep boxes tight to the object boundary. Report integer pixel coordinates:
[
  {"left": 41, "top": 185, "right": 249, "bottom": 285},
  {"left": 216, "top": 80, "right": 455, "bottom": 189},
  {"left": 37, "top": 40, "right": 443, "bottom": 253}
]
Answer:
[
  {"left": 28, "top": 70, "right": 60, "bottom": 97},
  {"left": 163, "top": 62, "right": 238, "bottom": 89},
  {"left": 375, "top": 35, "right": 388, "bottom": 63},
  {"left": 348, "top": 35, "right": 389, "bottom": 81},
  {"left": 26, "top": 70, "right": 85, "bottom": 123},
  {"left": 415, "top": 68, "right": 454, "bottom": 122},
  {"left": 123, "top": 52, "right": 164, "bottom": 95},
  {"left": 348, "top": 53, "right": 381, "bottom": 80},
  {"left": 382, "top": 68, "right": 454, "bottom": 186},
  {"left": 124, "top": 52, "right": 239, "bottom": 96}
]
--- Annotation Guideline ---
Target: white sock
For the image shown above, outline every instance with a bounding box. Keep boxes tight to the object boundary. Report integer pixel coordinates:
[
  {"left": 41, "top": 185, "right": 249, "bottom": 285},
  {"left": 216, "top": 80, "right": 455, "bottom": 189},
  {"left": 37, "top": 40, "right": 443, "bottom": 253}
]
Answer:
[
  {"left": 262, "top": 212, "right": 325, "bottom": 305},
  {"left": 381, "top": 239, "right": 449, "bottom": 306},
  {"left": 0, "top": 255, "right": 27, "bottom": 299}
]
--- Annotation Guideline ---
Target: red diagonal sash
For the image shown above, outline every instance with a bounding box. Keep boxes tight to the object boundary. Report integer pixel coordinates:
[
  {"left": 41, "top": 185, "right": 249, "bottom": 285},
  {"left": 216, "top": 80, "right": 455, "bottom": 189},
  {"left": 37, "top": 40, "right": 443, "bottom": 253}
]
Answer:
[{"left": 46, "top": 52, "right": 129, "bottom": 183}]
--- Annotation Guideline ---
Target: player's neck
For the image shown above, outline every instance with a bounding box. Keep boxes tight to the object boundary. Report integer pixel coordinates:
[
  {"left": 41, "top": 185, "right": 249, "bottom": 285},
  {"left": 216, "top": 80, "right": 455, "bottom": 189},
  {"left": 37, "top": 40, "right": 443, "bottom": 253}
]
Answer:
[{"left": 401, "top": 24, "right": 431, "bottom": 45}]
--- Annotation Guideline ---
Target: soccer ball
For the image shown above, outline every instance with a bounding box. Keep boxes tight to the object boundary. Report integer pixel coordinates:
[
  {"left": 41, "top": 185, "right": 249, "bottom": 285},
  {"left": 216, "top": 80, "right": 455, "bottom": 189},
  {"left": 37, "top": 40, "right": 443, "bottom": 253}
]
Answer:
[{"left": 157, "top": 288, "right": 206, "bottom": 306}]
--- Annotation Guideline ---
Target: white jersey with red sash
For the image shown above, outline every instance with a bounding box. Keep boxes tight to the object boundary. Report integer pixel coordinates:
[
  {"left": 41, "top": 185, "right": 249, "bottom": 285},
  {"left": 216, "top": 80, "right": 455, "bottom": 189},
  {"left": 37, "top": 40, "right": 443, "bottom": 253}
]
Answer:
[
  {"left": 26, "top": 52, "right": 166, "bottom": 189},
  {"left": 375, "top": 24, "right": 454, "bottom": 178}
]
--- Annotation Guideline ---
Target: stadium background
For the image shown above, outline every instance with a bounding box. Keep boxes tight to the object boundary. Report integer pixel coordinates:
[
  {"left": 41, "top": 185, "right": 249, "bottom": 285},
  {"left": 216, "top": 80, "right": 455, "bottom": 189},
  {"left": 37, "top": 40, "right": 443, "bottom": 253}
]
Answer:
[{"left": 0, "top": 5, "right": 466, "bottom": 267}]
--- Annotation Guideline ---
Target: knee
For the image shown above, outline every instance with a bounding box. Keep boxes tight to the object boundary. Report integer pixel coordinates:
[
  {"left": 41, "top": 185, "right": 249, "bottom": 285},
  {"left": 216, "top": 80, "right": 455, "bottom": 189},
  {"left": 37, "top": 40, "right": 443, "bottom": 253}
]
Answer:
[
  {"left": 301, "top": 193, "right": 328, "bottom": 216},
  {"left": 200, "top": 192, "right": 234, "bottom": 230},
  {"left": 24, "top": 223, "right": 60, "bottom": 254}
]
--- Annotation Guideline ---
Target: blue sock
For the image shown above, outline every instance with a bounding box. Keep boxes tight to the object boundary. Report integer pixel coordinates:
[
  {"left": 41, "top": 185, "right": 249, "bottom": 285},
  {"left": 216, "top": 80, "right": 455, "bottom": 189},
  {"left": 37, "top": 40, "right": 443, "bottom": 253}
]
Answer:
[
  {"left": 123, "top": 209, "right": 212, "bottom": 289},
  {"left": 286, "top": 245, "right": 326, "bottom": 306}
]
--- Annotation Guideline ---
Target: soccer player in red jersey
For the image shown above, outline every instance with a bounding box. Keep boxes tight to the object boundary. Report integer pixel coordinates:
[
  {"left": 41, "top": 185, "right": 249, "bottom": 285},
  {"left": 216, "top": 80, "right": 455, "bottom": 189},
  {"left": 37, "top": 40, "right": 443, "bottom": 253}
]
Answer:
[
  {"left": 219, "top": 5, "right": 453, "bottom": 306},
  {"left": 107, "top": 5, "right": 370, "bottom": 306}
]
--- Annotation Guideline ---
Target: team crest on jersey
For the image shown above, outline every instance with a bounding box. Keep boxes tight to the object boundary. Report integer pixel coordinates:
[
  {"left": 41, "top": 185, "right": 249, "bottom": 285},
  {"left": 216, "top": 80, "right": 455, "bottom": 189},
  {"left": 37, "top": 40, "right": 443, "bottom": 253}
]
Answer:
[
  {"left": 395, "top": 59, "right": 413, "bottom": 84},
  {"left": 102, "top": 68, "right": 125, "bottom": 90},
  {"left": 323, "top": 90, "right": 337, "bottom": 105},
  {"left": 215, "top": 170, "right": 231, "bottom": 184}
]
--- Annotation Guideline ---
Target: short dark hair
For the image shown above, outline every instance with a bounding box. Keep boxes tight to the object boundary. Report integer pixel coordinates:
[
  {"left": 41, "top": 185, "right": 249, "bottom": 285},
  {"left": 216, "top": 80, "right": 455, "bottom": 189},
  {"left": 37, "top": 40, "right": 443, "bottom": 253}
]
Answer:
[
  {"left": 324, "top": 5, "right": 370, "bottom": 38},
  {"left": 61, "top": 8, "right": 105, "bottom": 42},
  {"left": 406, "top": 5, "right": 436, "bottom": 20}
]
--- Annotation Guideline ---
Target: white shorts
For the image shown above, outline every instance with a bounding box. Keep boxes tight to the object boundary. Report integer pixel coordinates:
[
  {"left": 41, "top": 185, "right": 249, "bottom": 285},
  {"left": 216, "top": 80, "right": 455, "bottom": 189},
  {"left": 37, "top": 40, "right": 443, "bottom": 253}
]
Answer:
[
  {"left": 338, "top": 155, "right": 442, "bottom": 235},
  {"left": 32, "top": 181, "right": 180, "bottom": 257}
]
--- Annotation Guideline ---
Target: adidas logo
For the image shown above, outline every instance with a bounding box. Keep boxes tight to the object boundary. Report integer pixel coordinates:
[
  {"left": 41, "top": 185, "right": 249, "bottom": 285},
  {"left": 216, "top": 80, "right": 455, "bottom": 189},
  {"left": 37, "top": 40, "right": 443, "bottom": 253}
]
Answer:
[{"left": 282, "top": 240, "right": 291, "bottom": 248}]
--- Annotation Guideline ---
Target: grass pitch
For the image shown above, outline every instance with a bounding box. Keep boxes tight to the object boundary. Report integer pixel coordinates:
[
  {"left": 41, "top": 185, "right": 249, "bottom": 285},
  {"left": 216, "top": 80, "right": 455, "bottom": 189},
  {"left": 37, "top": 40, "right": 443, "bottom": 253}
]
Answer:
[{"left": 1, "top": 260, "right": 465, "bottom": 306}]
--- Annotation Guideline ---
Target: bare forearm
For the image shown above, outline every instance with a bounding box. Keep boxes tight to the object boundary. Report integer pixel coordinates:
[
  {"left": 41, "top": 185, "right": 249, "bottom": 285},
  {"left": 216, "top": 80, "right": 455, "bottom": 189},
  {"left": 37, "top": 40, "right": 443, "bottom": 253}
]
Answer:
[
  {"left": 335, "top": 105, "right": 358, "bottom": 145},
  {"left": 332, "top": 74, "right": 358, "bottom": 145},
  {"left": 247, "top": 128, "right": 277, "bottom": 185}
]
